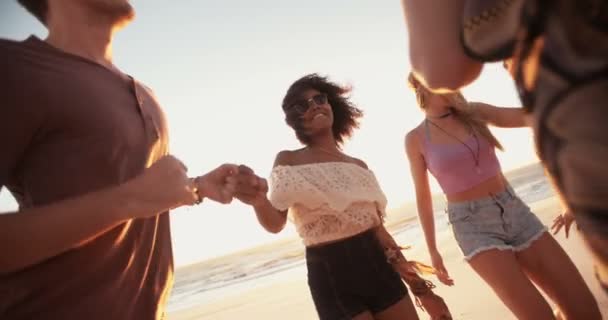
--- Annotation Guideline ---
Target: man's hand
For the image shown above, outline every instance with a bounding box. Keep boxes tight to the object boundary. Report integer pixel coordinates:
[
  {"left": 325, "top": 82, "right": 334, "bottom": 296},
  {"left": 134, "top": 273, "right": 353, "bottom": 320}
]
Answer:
[
  {"left": 126, "top": 155, "right": 201, "bottom": 217},
  {"left": 233, "top": 165, "right": 269, "bottom": 207},
  {"left": 194, "top": 163, "right": 239, "bottom": 204},
  {"left": 552, "top": 210, "right": 576, "bottom": 238}
]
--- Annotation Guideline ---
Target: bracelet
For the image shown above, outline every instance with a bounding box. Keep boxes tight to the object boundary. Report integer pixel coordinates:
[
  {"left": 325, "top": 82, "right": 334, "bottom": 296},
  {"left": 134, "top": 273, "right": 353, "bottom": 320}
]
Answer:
[
  {"left": 409, "top": 278, "right": 436, "bottom": 296},
  {"left": 192, "top": 177, "right": 203, "bottom": 205}
]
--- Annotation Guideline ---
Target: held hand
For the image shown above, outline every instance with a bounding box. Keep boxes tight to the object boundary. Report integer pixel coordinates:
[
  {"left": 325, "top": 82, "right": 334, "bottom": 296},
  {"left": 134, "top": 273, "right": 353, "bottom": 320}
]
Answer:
[
  {"left": 194, "top": 163, "right": 239, "bottom": 204},
  {"left": 233, "top": 165, "right": 269, "bottom": 207},
  {"left": 128, "top": 155, "right": 200, "bottom": 217},
  {"left": 551, "top": 210, "right": 576, "bottom": 238},
  {"left": 417, "top": 292, "right": 453, "bottom": 320},
  {"left": 431, "top": 251, "right": 454, "bottom": 286}
]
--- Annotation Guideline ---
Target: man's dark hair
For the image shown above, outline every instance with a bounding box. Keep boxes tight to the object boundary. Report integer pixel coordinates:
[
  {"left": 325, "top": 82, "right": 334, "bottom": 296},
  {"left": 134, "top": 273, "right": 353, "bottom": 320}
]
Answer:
[
  {"left": 18, "top": 0, "right": 47, "bottom": 25},
  {"left": 282, "top": 74, "right": 363, "bottom": 146}
]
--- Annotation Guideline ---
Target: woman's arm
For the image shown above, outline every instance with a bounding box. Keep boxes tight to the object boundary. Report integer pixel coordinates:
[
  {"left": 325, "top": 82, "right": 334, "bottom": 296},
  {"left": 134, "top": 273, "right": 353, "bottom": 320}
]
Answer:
[
  {"left": 471, "top": 102, "right": 529, "bottom": 128},
  {"left": 405, "top": 131, "right": 454, "bottom": 285},
  {"left": 236, "top": 180, "right": 288, "bottom": 234},
  {"left": 401, "top": 0, "right": 483, "bottom": 91},
  {"left": 405, "top": 132, "right": 438, "bottom": 255},
  {"left": 251, "top": 197, "right": 288, "bottom": 234}
]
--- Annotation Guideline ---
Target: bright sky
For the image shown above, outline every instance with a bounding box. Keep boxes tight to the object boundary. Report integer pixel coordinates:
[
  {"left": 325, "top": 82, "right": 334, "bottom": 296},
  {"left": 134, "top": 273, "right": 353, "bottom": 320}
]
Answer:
[{"left": 0, "top": 0, "right": 538, "bottom": 267}]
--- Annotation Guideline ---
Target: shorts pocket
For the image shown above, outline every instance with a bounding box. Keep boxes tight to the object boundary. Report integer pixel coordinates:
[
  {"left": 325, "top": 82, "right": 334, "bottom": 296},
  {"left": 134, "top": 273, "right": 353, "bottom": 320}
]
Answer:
[{"left": 447, "top": 207, "right": 473, "bottom": 224}]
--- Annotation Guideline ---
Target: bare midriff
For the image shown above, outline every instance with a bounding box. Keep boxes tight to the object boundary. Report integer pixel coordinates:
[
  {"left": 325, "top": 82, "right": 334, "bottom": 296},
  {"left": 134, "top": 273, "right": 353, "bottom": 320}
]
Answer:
[{"left": 445, "top": 174, "right": 508, "bottom": 202}]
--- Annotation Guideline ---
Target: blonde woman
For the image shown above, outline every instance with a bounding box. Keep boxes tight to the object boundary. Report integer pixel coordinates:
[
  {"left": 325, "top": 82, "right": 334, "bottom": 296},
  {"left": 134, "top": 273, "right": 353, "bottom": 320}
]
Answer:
[
  {"left": 405, "top": 73, "right": 600, "bottom": 320},
  {"left": 400, "top": 0, "right": 608, "bottom": 294}
]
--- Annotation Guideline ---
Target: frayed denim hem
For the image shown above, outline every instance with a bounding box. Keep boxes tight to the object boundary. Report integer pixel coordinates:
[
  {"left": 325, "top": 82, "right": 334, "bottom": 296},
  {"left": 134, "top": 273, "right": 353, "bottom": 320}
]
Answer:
[
  {"left": 464, "top": 245, "right": 514, "bottom": 262},
  {"left": 513, "top": 228, "right": 548, "bottom": 252}
]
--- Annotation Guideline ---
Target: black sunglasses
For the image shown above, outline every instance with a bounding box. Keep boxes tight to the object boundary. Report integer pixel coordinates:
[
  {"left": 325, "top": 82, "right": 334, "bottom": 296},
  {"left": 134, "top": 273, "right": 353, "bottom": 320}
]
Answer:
[{"left": 289, "top": 93, "right": 328, "bottom": 113}]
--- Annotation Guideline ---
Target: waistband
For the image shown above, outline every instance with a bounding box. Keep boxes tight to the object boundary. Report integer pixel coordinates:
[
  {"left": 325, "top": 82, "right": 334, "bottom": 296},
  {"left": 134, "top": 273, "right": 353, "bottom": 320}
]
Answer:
[
  {"left": 305, "top": 228, "right": 376, "bottom": 256},
  {"left": 446, "top": 186, "right": 516, "bottom": 211}
]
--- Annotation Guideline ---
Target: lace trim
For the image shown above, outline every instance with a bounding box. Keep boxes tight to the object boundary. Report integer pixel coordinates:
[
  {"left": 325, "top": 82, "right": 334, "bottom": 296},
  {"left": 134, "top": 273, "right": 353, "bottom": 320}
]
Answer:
[
  {"left": 267, "top": 162, "right": 388, "bottom": 245},
  {"left": 268, "top": 162, "right": 387, "bottom": 215},
  {"left": 292, "top": 202, "right": 382, "bottom": 246}
]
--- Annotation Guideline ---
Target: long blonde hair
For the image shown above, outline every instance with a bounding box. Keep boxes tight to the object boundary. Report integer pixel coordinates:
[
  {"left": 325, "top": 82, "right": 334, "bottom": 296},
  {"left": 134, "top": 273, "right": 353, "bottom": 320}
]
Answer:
[{"left": 407, "top": 73, "right": 503, "bottom": 151}]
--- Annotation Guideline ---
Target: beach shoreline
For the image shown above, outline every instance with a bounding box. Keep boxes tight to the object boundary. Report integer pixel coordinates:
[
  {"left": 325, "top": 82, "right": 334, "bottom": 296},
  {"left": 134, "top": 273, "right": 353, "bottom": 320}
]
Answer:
[{"left": 167, "top": 163, "right": 607, "bottom": 319}]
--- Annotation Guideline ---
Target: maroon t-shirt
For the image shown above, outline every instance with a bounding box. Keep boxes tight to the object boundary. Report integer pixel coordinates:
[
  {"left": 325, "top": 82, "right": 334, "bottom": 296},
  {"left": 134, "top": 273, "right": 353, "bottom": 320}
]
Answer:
[{"left": 0, "top": 36, "right": 174, "bottom": 319}]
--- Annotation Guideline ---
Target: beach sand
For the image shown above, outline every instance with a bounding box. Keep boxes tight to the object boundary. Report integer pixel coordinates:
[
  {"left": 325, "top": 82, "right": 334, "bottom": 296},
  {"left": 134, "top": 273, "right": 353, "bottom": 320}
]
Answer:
[{"left": 168, "top": 196, "right": 608, "bottom": 320}]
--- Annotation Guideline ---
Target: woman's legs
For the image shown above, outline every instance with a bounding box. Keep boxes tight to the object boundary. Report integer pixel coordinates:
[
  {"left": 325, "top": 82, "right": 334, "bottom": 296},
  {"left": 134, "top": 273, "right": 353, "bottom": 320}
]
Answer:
[
  {"left": 468, "top": 248, "right": 555, "bottom": 320},
  {"left": 373, "top": 296, "right": 420, "bottom": 320},
  {"left": 515, "top": 232, "right": 602, "bottom": 320}
]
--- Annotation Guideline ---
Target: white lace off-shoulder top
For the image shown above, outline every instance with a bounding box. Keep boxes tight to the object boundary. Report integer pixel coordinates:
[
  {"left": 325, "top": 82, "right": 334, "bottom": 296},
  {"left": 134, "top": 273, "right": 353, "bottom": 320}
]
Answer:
[{"left": 269, "top": 162, "right": 387, "bottom": 246}]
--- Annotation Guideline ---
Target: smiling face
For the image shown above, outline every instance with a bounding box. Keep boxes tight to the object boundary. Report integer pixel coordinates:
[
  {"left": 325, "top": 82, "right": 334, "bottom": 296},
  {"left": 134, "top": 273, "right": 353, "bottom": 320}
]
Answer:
[
  {"left": 282, "top": 74, "right": 363, "bottom": 146},
  {"left": 283, "top": 88, "right": 335, "bottom": 145},
  {"left": 293, "top": 89, "right": 334, "bottom": 134}
]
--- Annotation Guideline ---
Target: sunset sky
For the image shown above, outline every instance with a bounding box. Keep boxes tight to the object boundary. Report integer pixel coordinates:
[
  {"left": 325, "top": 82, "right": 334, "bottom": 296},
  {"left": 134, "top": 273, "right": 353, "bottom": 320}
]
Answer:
[{"left": 0, "top": 0, "right": 538, "bottom": 267}]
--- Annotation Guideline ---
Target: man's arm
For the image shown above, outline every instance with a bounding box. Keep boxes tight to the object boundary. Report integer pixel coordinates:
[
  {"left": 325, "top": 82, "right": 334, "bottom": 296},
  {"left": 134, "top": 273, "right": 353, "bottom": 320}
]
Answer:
[
  {"left": 401, "top": 0, "right": 483, "bottom": 91},
  {"left": 1, "top": 182, "right": 142, "bottom": 274},
  {"left": 0, "top": 155, "right": 200, "bottom": 275},
  {"left": 0, "top": 88, "right": 139, "bottom": 274},
  {"left": 472, "top": 102, "right": 529, "bottom": 128}
]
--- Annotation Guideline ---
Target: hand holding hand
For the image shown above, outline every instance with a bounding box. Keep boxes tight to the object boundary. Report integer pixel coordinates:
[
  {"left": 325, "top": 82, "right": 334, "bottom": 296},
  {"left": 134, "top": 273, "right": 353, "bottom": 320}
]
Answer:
[
  {"left": 194, "top": 163, "right": 239, "bottom": 204},
  {"left": 233, "top": 165, "right": 269, "bottom": 207}
]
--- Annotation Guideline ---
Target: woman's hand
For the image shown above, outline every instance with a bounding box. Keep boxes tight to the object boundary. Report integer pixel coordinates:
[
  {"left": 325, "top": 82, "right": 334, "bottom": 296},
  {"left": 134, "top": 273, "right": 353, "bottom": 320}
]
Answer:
[
  {"left": 552, "top": 210, "right": 576, "bottom": 238},
  {"left": 417, "top": 292, "right": 453, "bottom": 320},
  {"left": 430, "top": 250, "right": 454, "bottom": 286},
  {"left": 233, "top": 165, "right": 269, "bottom": 207}
]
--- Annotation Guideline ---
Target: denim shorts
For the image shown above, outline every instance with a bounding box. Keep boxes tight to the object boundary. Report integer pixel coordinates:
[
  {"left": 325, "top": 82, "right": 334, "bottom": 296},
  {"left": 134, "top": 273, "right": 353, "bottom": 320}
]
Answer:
[
  {"left": 446, "top": 187, "right": 547, "bottom": 261},
  {"left": 305, "top": 229, "right": 408, "bottom": 320}
]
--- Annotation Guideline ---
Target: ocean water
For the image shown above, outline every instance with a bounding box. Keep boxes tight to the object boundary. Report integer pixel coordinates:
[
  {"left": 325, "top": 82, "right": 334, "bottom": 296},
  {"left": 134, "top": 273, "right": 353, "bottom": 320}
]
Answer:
[{"left": 167, "top": 163, "right": 556, "bottom": 312}]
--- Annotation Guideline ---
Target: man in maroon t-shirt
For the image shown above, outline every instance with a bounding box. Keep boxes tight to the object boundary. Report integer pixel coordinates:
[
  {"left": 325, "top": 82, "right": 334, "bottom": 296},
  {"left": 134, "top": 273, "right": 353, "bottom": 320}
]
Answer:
[{"left": 0, "top": 1, "right": 239, "bottom": 319}]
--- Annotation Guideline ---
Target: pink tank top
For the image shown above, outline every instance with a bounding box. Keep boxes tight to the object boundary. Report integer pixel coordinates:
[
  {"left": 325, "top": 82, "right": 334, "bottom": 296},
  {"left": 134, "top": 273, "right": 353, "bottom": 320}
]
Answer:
[{"left": 420, "top": 122, "right": 501, "bottom": 195}]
